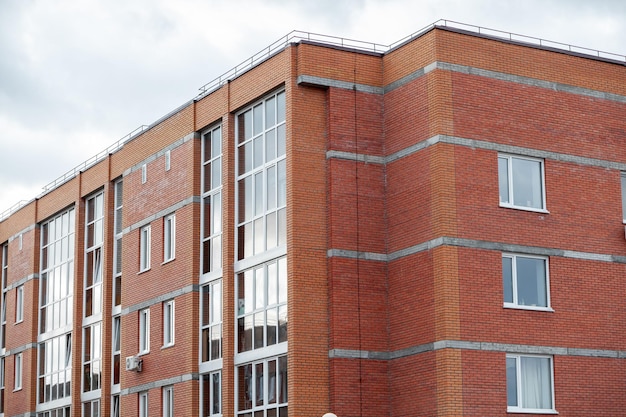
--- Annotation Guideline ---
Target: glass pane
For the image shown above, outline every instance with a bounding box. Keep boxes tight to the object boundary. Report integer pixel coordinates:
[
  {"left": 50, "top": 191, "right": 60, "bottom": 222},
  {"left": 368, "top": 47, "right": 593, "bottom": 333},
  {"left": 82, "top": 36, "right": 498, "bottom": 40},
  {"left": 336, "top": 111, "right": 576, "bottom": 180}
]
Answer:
[
  {"left": 255, "top": 268, "right": 265, "bottom": 309},
  {"left": 254, "top": 137, "right": 263, "bottom": 169},
  {"left": 212, "top": 372, "right": 221, "bottom": 414},
  {"left": 254, "top": 312, "right": 264, "bottom": 349},
  {"left": 202, "top": 329, "right": 210, "bottom": 362},
  {"left": 239, "top": 316, "right": 253, "bottom": 352},
  {"left": 254, "top": 172, "right": 264, "bottom": 216},
  {"left": 253, "top": 104, "right": 263, "bottom": 136},
  {"left": 211, "top": 325, "right": 221, "bottom": 360},
  {"left": 268, "top": 359, "right": 277, "bottom": 404},
  {"left": 506, "top": 357, "right": 517, "bottom": 406},
  {"left": 212, "top": 126, "right": 222, "bottom": 157},
  {"left": 238, "top": 364, "right": 253, "bottom": 411},
  {"left": 512, "top": 158, "right": 542, "bottom": 209},
  {"left": 265, "top": 96, "right": 276, "bottom": 126},
  {"left": 278, "top": 208, "right": 286, "bottom": 247},
  {"left": 267, "top": 308, "right": 277, "bottom": 346},
  {"left": 239, "top": 142, "right": 253, "bottom": 174},
  {"left": 254, "top": 218, "right": 264, "bottom": 254},
  {"left": 278, "top": 258, "right": 287, "bottom": 304},
  {"left": 204, "top": 161, "right": 212, "bottom": 193},
  {"left": 202, "top": 239, "right": 211, "bottom": 274},
  {"left": 267, "top": 262, "right": 278, "bottom": 306},
  {"left": 498, "top": 157, "right": 509, "bottom": 204},
  {"left": 502, "top": 257, "right": 513, "bottom": 303},
  {"left": 520, "top": 357, "right": 551, "bottom": 409},
  {"left": 278, "top": 305, "right": 288, "bottom": 343},
  {"left": 266, "top": 128, "right": 276, "bottom": 162},
  {"left": 239, "top": 177, "right": 253, "bottom": 223},
  {"left": 277, "top": 160, "right": 286, "bottom": 207},
  {"left": 277, "top": 124, "right": 286, "bottom": 157},
  {"left": 277, "top": 92, "right": 286, "bottom": 123},
  {"left": 266, "top": 212, "right": 277, "bottom": 250},
  {"left": 213, "top": 192, "right": 222, "bottom": 234},
  {"left": 211, "top": 158, "right": 221, "bottom": 189},
  {"left": 267, "top": 166, "right": 276, "bottom": 211},
  {"left": 240, "top": 111, "right": 252, "bottom": 143},
  {"left": 213, "top": 281, "right": 222, "bottom": 322},
  {"left": 516, "top": 257, "right": 547, "bottom": 307},
  {"left": 278, "top": 356, "right": 288, "bottom": 403},
  {"left": 255, "top": 363, "right": 264, "bottom": 406},
  {"left": 204, "top": 196, "right": 212, "bottom": 237}
]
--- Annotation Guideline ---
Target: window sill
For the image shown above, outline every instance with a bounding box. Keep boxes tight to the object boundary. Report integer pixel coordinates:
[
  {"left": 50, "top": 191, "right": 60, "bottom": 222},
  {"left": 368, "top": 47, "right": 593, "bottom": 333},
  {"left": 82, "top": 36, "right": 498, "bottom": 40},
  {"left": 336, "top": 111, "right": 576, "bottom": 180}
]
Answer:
[
  {"left": 504, "top": 304, "right": 554, "bottom": 312},
  {"left": 138, "top": 351, "right": 150, "bottom": 357},
  {"left": 162, "top": 258, "right": 175, "bottom": 266},
  {"left": 508, "top": 407, "right": 558, "bottom": 414},
  {"left": 499, "top": 203, "right": 549, "bottom": 214},
  {"left": 137, "top": 268, "right": 151, "bottom": 275},
  {"left": 14, "top": 320, "right": 23, "bottom": 325},
  {"left": 161, "top": 343, "right": 175, "bottom": 350},
  {"left": 13, "top": 387, "right": 22, "bottom": 393}
]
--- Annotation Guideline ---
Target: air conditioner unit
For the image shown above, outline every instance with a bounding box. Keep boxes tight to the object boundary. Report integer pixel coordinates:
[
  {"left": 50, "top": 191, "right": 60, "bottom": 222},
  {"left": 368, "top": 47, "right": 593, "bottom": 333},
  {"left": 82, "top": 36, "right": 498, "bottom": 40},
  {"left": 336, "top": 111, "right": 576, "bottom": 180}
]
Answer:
[{"left": 125, "top": 355, "right": 142, "bottom": 372}]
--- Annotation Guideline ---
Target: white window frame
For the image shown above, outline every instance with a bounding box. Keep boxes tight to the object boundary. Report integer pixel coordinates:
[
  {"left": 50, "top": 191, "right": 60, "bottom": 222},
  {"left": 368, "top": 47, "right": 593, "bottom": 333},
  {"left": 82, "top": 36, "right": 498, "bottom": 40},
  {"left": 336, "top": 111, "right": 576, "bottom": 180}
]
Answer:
[
  {"left": 139, "top": 308, "right": 150, "bottom": 355},
  {"left": 201, "top": 371, "right": 221, "bottom": 417},
  {"left": 165, "top": 150, "right": 171, "bottom": 172},
  {"left": 15, "top": 285, "right": 24, "bottom": 323},
  {"left": 140, "top": 225, "right": 151, "bottom": 272},
  {"left": 14, "top": 353, "right": 22, "bottom": 391},
  {"left": 163, "top": 214, "right": 176, "bottom": 263},
  {"left": 139, "top": 391, "right": 149, "bottom": 417},
  {"left": 498, "top": 154, "right": 547, "bottom": 212},
  {"left": 162, "top": 385, "right": 173, "bottom": 417},
  {"left": 502, "top": 254, "right": 552, "bottom": 311},
  {"left": 112, "top": 394, "right": 120, "bottom": 417},
  {"left": 141, "top": 164, "right": 147, "bottom": 184},
  {"left": 163, "top": 300, "right": 175, "bottom": 348},
  {"left": 506, "top": 354, "right": 556, "bottom": 414}
]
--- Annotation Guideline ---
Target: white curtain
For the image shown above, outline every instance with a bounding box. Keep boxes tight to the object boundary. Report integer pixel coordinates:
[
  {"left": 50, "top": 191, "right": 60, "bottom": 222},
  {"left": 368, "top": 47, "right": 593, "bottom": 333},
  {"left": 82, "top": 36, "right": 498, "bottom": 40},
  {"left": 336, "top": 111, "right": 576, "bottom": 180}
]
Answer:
[{"left": 521, "top": 357, "right": 551, "bottom": 409}]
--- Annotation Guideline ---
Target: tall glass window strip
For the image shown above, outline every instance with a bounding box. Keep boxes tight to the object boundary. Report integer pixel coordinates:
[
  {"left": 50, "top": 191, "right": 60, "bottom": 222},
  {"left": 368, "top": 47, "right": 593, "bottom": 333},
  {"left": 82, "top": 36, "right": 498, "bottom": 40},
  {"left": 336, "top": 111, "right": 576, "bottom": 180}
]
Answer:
[
  {"left": 39, "top": 208, "right": 74, "bottom": 409},
  {"left": 621, "top": 173, "right": 626, "bottom": 223},
  {"left": 237, "top": 258, "right": 287, "bottom": 353},
  {"left": 85, "top": 192, "right": 104, "bottom": 318},
  {"left": 164, "top": 214, "right": 176, "bottom": 262},
  {"left": 15, "top": 285, "right": 24, "bottom": 323},
  {"left": 236, "top": 356, "right": 287, "bottom": 417},
  {"left": 139, "top": 391, "right": 149, "bottom": 417},
  {"left": 162, "top": 386, "right": 173, "bottom": 417},
  {"left": 507, "top": 354, "right": 554, "bottom": 412},
  {"left": 163, "top": 300, "right": 175, "bottom": 347},
  {"left": 201, "top": 281, "right": 222, "bottom": 362},
  {"left": 37, "top": 407, "right": 70, "bottom": 417},
  {"left": 83, "top": 322, "right": 102, "bottom": 392},
  {"left": 111, "top": 394, "right": 120, "bottom": 417},
  {"left": 202, "top": 124, "right": 223, "bottom": 275},
  {"left": 14, "top": 353, "right": 22, "bottom": 390},
  {"left": 502, "top": 254, "right": 550, "bottom": 310},
  {"left": 113, "top": 180, "right": 123, "bottom": 310},
  {"left": 112, "top": 316, "right": 121, "bottom": 388},
  {"left": 139, "top": 308, "right": 150, "bottom": 354},
  {"left": 140, "top": 225, "right": 151, "bottom": 272},
  {"left": 236, "top": 91, "right": 286, "bottom": 261},
  {"left": 202, "top": 371, "right": 221, "bottom": 417}
]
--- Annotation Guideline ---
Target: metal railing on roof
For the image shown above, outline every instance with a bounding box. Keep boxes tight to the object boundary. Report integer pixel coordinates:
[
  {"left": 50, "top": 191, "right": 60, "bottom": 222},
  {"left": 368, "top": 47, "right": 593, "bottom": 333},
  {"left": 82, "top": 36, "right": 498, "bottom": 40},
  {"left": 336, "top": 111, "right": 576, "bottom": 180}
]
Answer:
[{"left": 2, "top": 21, "right": 624, "bottom": 223}]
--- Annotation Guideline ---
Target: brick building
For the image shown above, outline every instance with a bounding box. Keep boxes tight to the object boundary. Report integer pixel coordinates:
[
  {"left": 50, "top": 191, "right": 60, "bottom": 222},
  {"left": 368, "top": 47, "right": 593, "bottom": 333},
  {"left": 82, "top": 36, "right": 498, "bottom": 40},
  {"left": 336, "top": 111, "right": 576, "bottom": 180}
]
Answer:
[{"left": 1, "top": 20, "right": 626, "bottom": 417}]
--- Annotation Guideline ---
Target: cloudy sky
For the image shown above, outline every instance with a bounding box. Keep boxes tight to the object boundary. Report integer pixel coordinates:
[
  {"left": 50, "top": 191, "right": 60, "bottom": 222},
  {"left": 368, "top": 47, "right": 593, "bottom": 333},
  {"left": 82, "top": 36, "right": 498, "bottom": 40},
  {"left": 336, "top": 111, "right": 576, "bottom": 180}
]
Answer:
[{"left": 1, "top": 0, "right": 625, "bottom": 215}]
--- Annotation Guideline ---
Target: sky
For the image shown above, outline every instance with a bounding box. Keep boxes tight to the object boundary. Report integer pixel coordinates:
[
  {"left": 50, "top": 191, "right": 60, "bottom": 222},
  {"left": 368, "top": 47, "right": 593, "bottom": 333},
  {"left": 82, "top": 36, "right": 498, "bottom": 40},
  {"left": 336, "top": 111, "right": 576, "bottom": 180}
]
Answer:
[{"left": 1, "top": 0, "right": 625, "bottom": 215}]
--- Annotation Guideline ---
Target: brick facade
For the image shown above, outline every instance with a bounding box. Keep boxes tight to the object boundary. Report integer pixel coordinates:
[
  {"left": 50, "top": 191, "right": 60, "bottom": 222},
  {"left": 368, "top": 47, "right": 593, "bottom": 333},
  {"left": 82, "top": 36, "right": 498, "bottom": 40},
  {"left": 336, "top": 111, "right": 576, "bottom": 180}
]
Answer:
[{"left": 1, "top": 24, "right": 625, "bottom": 416}]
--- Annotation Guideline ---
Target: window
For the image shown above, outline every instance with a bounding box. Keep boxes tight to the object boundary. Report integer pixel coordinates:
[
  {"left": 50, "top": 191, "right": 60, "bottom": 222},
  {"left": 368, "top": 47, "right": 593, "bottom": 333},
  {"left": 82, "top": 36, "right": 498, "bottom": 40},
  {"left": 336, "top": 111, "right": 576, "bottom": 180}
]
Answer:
[
  {"left": 201, "top": 281, "right": 222, "bottom": 362},
  {"left": 236, "top": 91, "right": 287, "bottom": 261},
  {"left": 18, "top": 234, "right": 22, "bottom": 251},
  {"left": 237, "top": 356, "right": 287, "bottom": 417},
  {"left": 202, "top": 124, "right": 223, "bottom": 274},
  {"left": 165, "top": 150, "right": 171, "bottom": 171},
  {"left": 163, "top": 300, "right": 175, "bottom": 347},
  {"left": 202, "top": 372, "right": 221, "bottom": 417},
  {"left": 14, "top": 353, "right": 22, "bottom": 390},
  {"left": 621, "top": 172, "right": 626, "bottom": 223},
  {"left": 83, "top": 323, "right": 102, "bottom": 392},
  {"left": 15, "top": 285, "right": 24, "bottom": 323},
  {"left": 139, "top": 308, "right": 150, "bottom": 354},
  {"left": 85, "top": 192, "right": 104, "bottom": 318},
  {"left": 38, "top": 334, "right": 72, "bottom": 403},
  {"left": 498, "top": 154, "right": 546, "bottom": 211},
  {"left": 507, "top": 354, "right": 554, "bottom": 413},
  {"left": 113, "top": 180, "right": 123, "bottom": 309},
  {"left": 83, "top": 399, "right": 100, "bottom": 417},
  {"left": 112, "top": 395, "right": 120, "bottom": 417},
  {"left": 142, "top": 164, "right": 147, "bottom": 184},
  {"left": 502, "top": 254, "right": 550, "bottom": 310},
  {"left": 163, "top": 214, "right": 176, "bottom": 262},
  {"left": 139, "top": 391, "right": 149, "bottom": 417},
  {"left": 237, "top": 258, "right": 287, "bottom": 353},
  {"left": 140, "top": 225, "right": 151, "bottom": 272},
  {"left": 112, "top": 316, "right": 121, "bottom": 386},
  {"left": 162, "top": 386, "right": 173, "bottom": 417}
]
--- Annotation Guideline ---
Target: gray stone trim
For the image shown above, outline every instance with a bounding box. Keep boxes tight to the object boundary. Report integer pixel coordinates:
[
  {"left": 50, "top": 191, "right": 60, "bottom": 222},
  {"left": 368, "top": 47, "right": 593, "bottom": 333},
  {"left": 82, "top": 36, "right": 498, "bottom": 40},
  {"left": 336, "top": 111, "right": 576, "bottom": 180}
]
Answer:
[
  {"left": 329, "top": 340, "right": 626, "bottom": 361},
  {"left": 121, "top": 284, "right": 199, "bottom": 315},
  {"left": 329, "top": 236, "right": 626, "bottom": 265},
  {"left": 296, "top": 74, "right": 384, "bottom": 95},
  {"left": 4, "top": 273, "right": 38, "bottom": 292},
  {"left": 8, "top": 224, "right": 37, "bottom": 243},
  {"left": 9, "top": 412, "right": 36, "bottom": 417},
  {"left": 6, "top": 343, "right": 37, "bottom": 356},
  {"left": 121, "top": 372, "right": 198, "bottom": 395},
  {"left": 123, "top": 196, "right": 200, "bottom": 234},
  {"left": 327, "top": 134, "right": 626, "bottom": 172},
  {"left": 123, "top": 132, "right": 199, "bottom": 177}
]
